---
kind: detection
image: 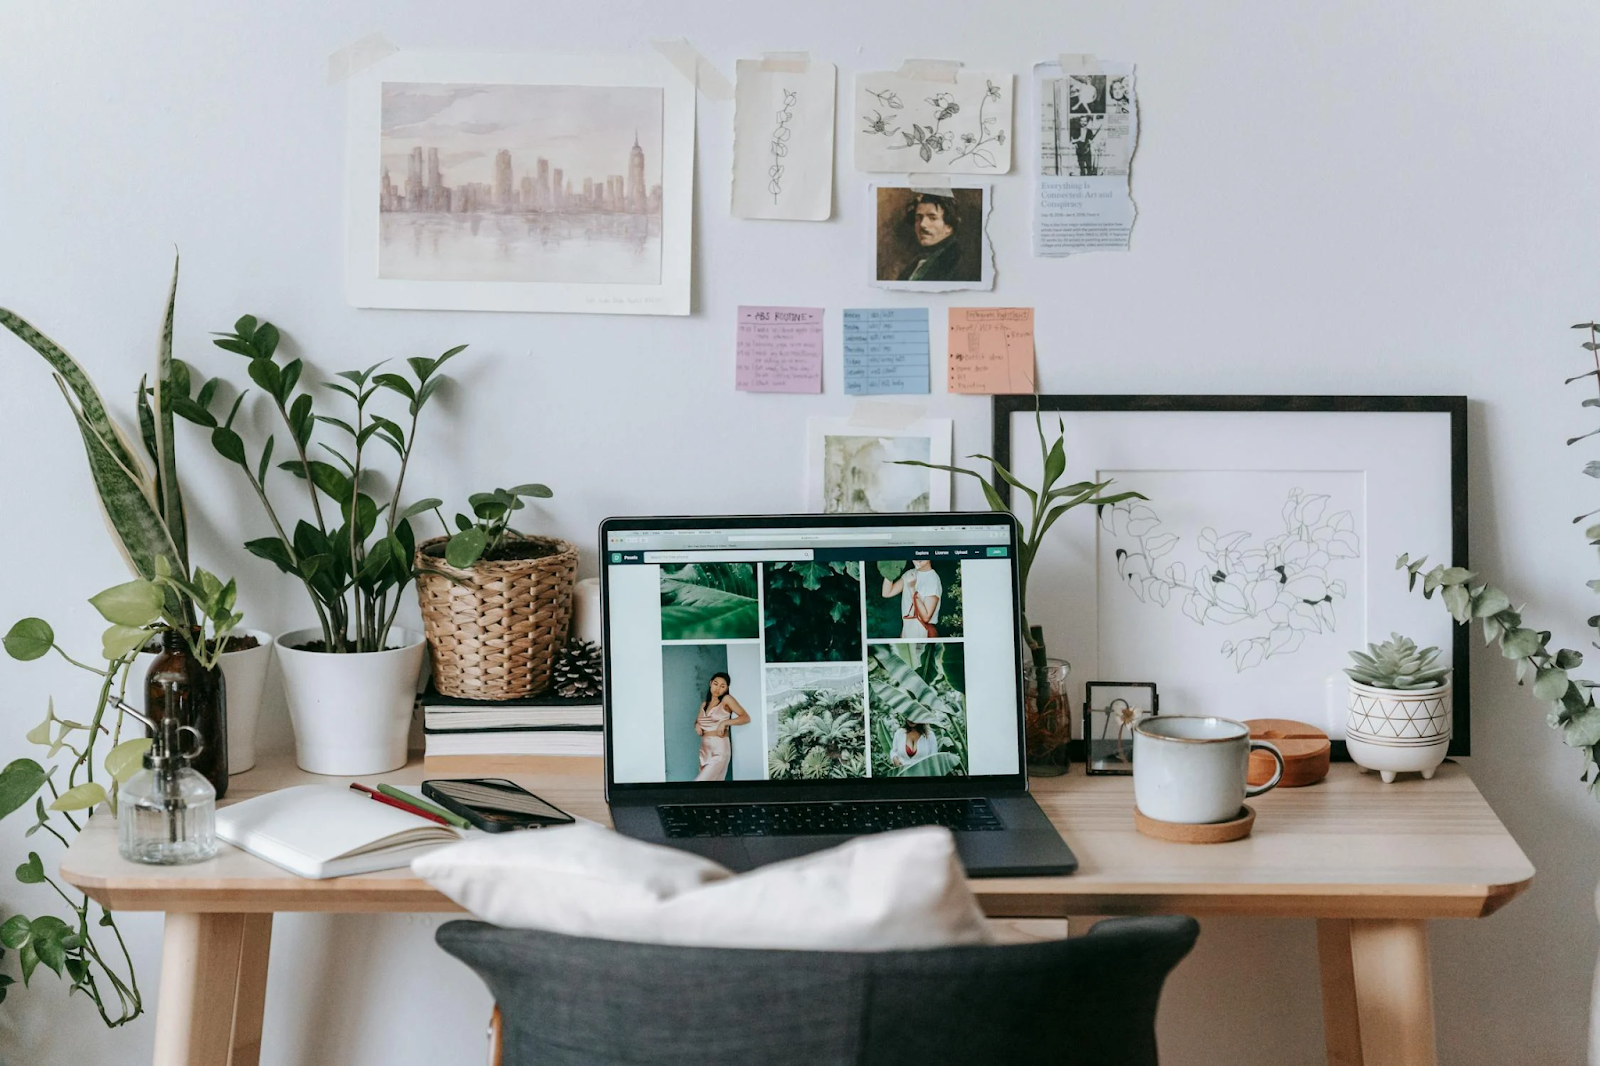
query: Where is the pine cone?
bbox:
[552,638,604,700]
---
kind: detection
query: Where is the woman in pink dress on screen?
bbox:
[694,672,750,782]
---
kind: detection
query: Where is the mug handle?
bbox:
[1245,740,1285,797]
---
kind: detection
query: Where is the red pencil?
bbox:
[349,782,449,826]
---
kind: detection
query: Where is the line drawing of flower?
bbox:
[872,78,1007,168]
[867,88,904,109]
[862,109,898,137]
[1101,488,1362,672]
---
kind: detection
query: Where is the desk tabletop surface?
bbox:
[59,754,1534,920]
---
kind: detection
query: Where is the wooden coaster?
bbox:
[1248,718,1331,788]
[1135,804,1255,844]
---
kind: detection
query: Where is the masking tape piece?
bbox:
[327,33,397,85]
[848,400,926,430]
[909,175,953,194]
[651,38,734,101]
[1058,52,1104,75]
[895,59,961,83]
[760,51,811,73]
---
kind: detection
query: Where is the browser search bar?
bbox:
[727,533,895,543]
[643,549,814,563]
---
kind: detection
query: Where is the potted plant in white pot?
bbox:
[900,405,1145,773]
[412,485,578,701]
[1341,633,1452,782]
[178,315,464,774]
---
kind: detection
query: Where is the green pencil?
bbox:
[377,784,472,830]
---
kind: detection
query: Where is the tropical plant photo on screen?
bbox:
[766,680,868,779]
[869,643,968,777]
[763,561,863,662]
[659,563,759,640]
[869,558,963,640]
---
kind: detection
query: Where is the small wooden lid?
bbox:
[1247,718,1331,788]
[1134,804,1255,843]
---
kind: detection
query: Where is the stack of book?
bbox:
[420,686,602,758]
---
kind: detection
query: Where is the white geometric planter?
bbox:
[276,628,426,776]
[1345,676,1452,783]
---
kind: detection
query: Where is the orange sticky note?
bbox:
[947,308,1036,394]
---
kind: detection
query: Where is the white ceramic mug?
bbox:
[1133,716,1285,824]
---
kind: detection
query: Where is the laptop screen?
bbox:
[602,514,1024,789]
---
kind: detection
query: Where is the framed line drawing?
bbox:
[992,395,1469,758]
[345,51,695,315]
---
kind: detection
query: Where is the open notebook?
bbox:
[215,785,464,879]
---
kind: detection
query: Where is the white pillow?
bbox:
[414,823,993,951]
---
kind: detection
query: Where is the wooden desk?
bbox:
[60,755,1532,1066]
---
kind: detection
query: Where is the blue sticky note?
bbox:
[843,308,931,395]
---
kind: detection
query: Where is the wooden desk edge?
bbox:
[61,871,1535,920]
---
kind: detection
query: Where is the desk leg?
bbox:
[228,914,273,1066]
[1317,918,1438,1066]
[153,913,248,1066]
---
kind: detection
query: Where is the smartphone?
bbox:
[421,778,576,833]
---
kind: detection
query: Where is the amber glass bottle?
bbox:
[144,629,228,798]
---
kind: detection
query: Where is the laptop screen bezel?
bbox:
[599,512,1030,803]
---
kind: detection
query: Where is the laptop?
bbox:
[599,512,1077,877]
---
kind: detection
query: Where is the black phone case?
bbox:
[421,780,574,833]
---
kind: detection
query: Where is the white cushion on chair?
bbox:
[414,823,993,951]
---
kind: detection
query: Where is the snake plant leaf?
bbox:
[67,391,182,586]
[152,257,188,572]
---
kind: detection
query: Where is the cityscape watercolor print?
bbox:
[378,82,664,285]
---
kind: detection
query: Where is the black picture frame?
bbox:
[992,395,1470,762]
[1083,681,1160,775]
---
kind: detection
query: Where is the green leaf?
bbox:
[48,781,106,813]
[246,356,280,398]
[171,396,217,427]
[253,321,280,359]
[88,578,164,627]
[0,760,49,821]
[1472,586,1512,618]
[445,528,488,569]
[244,536,296,574]
[4,619,54,661]
[509,483,553,499]
[101,624,151,662]
[398,498,443,521]
[257,433,276,485]
[289,393,314,447]
[1441,583,1473,623]
[14,853,43,885]
[1558,648,1585,670]
[1534,667,1571,702]
[0,916,30,950]
[305,461,353,504]
[104,738,152,783]
[372,373,416,402]
[1501,628,1542,659]
[211,426,246,465]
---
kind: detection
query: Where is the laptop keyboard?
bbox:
[658,798,1004,838]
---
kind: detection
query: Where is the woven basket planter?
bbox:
[415,535,579,700]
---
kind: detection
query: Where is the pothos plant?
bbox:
[177,316,463,652]
[0,259,242,1024]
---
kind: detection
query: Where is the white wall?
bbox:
[0,1,1596,1062]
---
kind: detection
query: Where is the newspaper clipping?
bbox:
[1034,59,1137,256]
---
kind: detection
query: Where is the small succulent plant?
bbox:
[1345,633,1450,691]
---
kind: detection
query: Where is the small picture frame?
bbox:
[1083,682,1159,775]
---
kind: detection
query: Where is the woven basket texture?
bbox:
[415,535,578,700]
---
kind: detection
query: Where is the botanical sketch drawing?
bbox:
[861,80,1006,168]
[1101,488,1361,672]
[768,89,795,204]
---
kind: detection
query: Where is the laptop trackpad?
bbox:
[743,835,851,870]
[672,837,757,872]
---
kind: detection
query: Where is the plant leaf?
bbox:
[151,256,188,572]
[88,579,164,627]
[101,624,152,662]
[0,760,48,821]
[104,738,152,784]
[48,782,106,813]
[14,853,43,885]
[445,528,488,569]
[3,619,54,661]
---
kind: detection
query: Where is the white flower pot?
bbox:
[217,630,273,774]
[1345,676,1452,783]
[137,629,275,775]
[276,628,426,776]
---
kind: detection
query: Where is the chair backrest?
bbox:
[436,915,1198,1066]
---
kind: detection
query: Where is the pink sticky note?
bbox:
[947,308,1036,395]
[736,306,824,393]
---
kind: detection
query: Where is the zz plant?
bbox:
[178,316,463,652]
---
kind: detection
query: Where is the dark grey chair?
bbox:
[437,915,1198,1066]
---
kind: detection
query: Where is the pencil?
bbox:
[349,782,450,826]
[376,784,472,829]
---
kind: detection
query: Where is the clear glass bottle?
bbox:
[118,711,218,865]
